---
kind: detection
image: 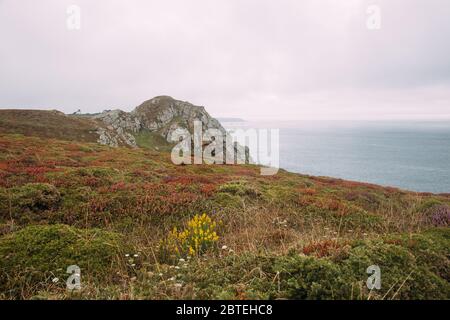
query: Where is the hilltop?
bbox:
[0,96,232,150]
[0,96,249,162]
[0,99,448,300]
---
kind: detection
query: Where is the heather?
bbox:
[0,134,448,299]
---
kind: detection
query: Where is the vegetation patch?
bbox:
[0,224,128,298]
[159,214,219,263]
[218,181,260,198]
[0,134,449,300]
[0,183,61,223]
[425,204,450,227]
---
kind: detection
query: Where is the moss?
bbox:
[0,224,128,298]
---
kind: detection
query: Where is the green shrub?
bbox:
[342,242,414,298]
[14,183,61,211]
[341,234,450,299]
[274,255,353,299]
[218,181,260,198]
[386,228,450,282]
[75,167,118,178]
[163,253,277,300]
[261,184,297,205]
[211,192,243,209]
[0,183,61,222]
[0,224,128,298]
[272,229,450,300]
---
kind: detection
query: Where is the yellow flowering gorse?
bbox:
[162,214,219,259]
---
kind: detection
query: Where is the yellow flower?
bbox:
[163,213,219,258]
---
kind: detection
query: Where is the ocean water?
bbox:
[224,121,450,193]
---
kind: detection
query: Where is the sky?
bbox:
[0,0,450,120]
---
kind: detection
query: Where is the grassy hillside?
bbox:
[0,133,448,299]
[0,110,100,143]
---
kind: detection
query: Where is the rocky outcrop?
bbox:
[92,110,140,147]
[88,96,250,163]
[131,96,226,141]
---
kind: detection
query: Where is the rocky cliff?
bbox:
[92,96,227,148]
[89,96,249,162]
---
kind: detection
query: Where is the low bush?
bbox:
[159,214,219,263]
[274,255,354,299]
[0,224,128,298]
[218,181,260,198]
[0,183,61,222]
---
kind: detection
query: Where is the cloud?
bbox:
[0,0,449,120]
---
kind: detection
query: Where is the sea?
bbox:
[223,120,450,194]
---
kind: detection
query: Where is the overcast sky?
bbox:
[0,0,449,120]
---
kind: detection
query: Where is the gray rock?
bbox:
[89,96,250,162]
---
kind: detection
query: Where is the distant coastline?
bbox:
[216,117,246,123]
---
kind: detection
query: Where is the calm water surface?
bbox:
[224,121,450,193]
